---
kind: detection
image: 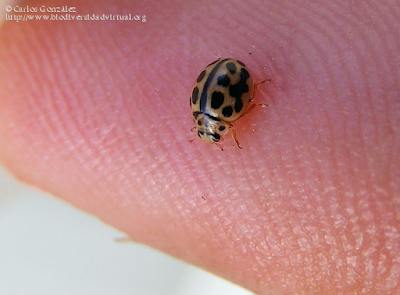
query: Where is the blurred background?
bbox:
[0,166,252,295]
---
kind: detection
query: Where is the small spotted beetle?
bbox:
[189,58,270,151]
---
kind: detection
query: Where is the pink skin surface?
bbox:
[1,0,399,294]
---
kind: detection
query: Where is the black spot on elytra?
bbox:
[228,68,250,114]
[217,75,230,87]
[222,106,233,117]
[218,125,226,131]
[226,62,237,74]
[211,92,224,109]
[235,99,243,113]
[191,87,199,105]
[197,70,206,82]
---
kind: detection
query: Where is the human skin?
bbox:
[1,0,399,294]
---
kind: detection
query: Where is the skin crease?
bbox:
[0,0,400,294]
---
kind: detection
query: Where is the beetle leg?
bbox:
[189,138,224,151]
[228,124,242,149]
[242,79,271,117]
[213,142,224,151]
[241,102,268,118]
[249,79,271,102]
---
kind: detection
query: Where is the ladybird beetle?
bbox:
[189,58,270,151]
